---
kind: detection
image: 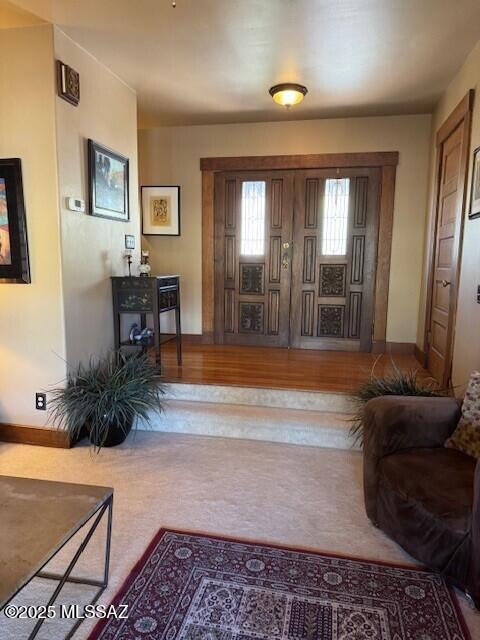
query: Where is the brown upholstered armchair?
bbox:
[363,395,479,608]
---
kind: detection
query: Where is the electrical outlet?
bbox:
[35,393,47,411]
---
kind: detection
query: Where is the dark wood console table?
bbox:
[111,275,182,374]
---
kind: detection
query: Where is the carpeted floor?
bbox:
[0,431,478,639]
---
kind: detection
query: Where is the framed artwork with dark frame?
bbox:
[0,158,30,284]
[56,60,80,106]
[88,139,129,222]
[141,185,181,236]
[469,146,480,219]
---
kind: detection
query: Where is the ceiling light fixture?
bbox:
[269,83,308,107]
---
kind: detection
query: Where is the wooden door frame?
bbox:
[422,90,474,383]
[201,151,399,349]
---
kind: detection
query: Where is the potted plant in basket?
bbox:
[49,351,165,452]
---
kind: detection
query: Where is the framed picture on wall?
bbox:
[469,146,480,219]
[0,158,30,284]
[141,185,181,236]
[88,139,129,221]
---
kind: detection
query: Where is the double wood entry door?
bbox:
[214,167,381,351]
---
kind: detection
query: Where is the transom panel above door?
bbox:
[290,169,381,351]
[214,171,294,346]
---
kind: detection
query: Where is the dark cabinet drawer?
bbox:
[112,276,179,313]
[116,277,152,290]
[117,290,154,312]
[158,276,178,288]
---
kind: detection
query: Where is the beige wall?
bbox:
[0,24,140,428]
[0,0,44,28]
[54,28,141,366]
[139,115,432,341]
[419,40,480,391]
[0,25,66,426]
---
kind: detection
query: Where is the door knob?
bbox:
[282,242,292,270]
[441,279,451,288]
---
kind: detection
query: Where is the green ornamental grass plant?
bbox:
[49,351,165,452]
[349,360,445,446]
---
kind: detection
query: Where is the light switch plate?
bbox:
[125,234,136,250]
[66,197,85,212]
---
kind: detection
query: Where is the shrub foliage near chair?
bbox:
[350,361,444,446]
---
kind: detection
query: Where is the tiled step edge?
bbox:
[163,383,356,414]
[142,400,359,451]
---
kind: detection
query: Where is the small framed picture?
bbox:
[88,139,129,222]
[141,185,180,236]
[124,234,135,250]
[0,158,30,284]
[56,60,80,106]
[469,146,480,219]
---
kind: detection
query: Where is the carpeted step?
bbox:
[144,399,358,450]
[163,382,356,414]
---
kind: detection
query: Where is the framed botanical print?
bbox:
[469,146,480,219]
[141,185,181,236]
[88,139,129,221]
[0,158,30,284]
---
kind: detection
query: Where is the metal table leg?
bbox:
[4,495,114,640]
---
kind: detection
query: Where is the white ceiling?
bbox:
[10,0,480,127]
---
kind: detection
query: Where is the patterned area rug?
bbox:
[89,530,470,640]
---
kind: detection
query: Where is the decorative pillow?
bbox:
[445,371,480,459]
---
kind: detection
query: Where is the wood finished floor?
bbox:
[160,338,432,393]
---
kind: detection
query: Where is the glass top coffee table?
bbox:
[0,475,113,639]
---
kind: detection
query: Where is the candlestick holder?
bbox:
[124,250,133,276]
